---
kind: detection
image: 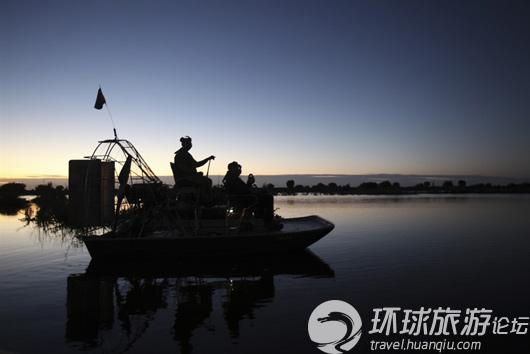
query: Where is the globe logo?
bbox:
[308,300,362,353]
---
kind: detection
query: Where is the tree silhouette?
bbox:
[379,181,392,189]
[286,180,295,195]
[0,182,28,215]
[442,181,454,190]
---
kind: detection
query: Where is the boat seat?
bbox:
[170,162,196,187]
[170,162,202,193]
[170,162,201,208]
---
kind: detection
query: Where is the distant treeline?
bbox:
[0,182,67,216]
[0,183,29,214]
[265,179,530,195]
[0,182,67,197]
[1,179,530,211]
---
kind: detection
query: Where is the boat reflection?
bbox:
[65,251,334,353]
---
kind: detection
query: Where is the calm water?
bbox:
[0,195,529,353]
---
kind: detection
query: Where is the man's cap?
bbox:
[228,161,241,170]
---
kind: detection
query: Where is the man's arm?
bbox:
[196,155,215,167]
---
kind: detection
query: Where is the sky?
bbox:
[1,0,530,179]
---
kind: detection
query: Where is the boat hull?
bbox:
[84,249,335,278]
[83,215,334,260]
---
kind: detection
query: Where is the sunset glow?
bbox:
[2,0,530,180]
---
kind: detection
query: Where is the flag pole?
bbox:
[105,103,118,139]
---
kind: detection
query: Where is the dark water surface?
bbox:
[0,195,529,353]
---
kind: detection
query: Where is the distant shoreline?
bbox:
[1,179,529,197]
[1,180,529,216]
[2,174,529,190]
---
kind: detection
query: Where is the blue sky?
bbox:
[1,0,529,178]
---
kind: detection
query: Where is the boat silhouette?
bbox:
[68,137,334,260]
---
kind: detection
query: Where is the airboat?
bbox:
[69,135,334,260]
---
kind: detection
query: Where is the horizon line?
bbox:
[1,173,529,180]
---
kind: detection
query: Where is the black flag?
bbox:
[94,88,106,110]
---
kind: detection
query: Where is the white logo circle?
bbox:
[308,300,362,354]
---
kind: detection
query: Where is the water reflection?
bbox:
[65,251,334,353]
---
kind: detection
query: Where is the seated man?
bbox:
[173,136,215,200]
[222,161,274,223]
[222,161,254,194]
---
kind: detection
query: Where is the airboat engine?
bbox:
[68,137,161,227]
[68,159,115,227]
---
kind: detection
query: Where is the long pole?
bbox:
[105,103,118,139]
[206,159,211,177]
[99,85,118,139]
